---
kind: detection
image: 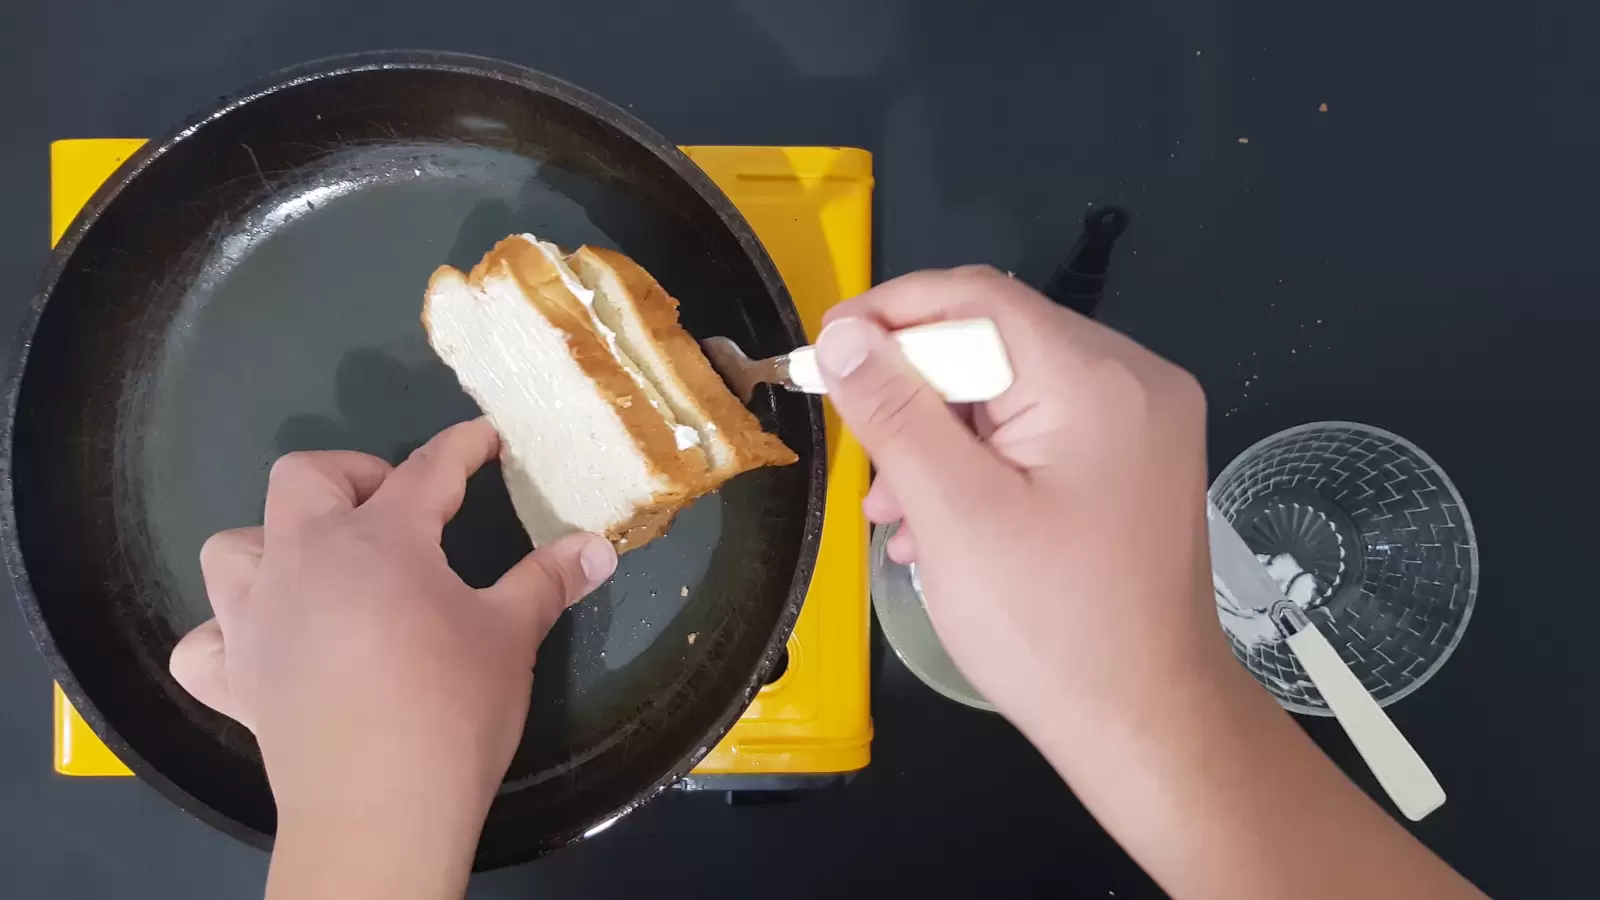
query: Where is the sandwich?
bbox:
[423,234,797,552]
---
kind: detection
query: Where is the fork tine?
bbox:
[699,337,756,404]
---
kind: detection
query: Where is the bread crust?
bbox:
[448,238,712,491]
[573,246,799,476]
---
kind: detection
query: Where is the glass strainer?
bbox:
[1210,422,1479,715]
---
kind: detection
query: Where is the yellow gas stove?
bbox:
[49,139,874,783]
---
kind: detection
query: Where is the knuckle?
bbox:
[1146,360,1206,422]
[402,442,436,470]
[948,264,1045,315]
[268,451,320,484]
[1166,365,1206,413]
[199,529,228,554]
[529,554,580,604]
[197,533,230,570]
[1086,355,1148,406]
[553,565,584,603]
[949,263,1007,282]
[1084,355,1208,437]
[948,264,1025,297]
[199,528,258,566]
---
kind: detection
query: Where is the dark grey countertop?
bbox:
[4,0,1596,896]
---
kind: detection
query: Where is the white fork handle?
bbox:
[1288,622,1447,821]
[784,318,1015,403]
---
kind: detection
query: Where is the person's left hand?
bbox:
[168,419,616,896]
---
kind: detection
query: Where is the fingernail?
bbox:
[580,537,618,584]
[816,317,874,379]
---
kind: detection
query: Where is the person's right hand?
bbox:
[815,269,1491,900]
[813,267,1224,739]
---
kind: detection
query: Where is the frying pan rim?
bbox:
[2,49,825,861]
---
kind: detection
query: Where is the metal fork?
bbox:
[701,318,1015,405]
[699,337,801,404]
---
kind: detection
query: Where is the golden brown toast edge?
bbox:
[573,246,799,480]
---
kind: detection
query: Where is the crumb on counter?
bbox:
[687,632,698,645]
[1318,102,1329,112]
[1237,137,1250,144]
[680,585,689,597]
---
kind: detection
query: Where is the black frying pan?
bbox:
[4,51,823,869]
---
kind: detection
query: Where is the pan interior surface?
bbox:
[11,59,816,867]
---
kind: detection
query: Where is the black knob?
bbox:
[1040,204,1132,318]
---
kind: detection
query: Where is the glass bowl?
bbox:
[870,522,994,712]
[1210,422,1479,715]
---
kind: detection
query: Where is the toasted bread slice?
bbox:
[424,236,709,549]
[423,235,795,552]
[568,246,799,478]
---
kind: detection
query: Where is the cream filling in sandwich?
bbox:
[524,237,701,451]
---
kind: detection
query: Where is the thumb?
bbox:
[815,317,1000,521]
[169,618,249,728]
[483,532,618,643]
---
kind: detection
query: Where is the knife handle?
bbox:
[785,318,1015,403]
[1287,622,1447,821]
